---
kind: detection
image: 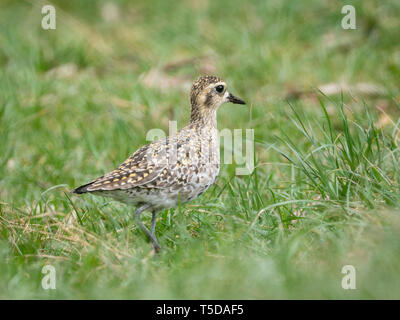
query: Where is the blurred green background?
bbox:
[0,0,399,299]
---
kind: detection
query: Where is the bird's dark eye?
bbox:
[215,85,224,93]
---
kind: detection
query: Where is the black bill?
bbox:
[227,93,246,105]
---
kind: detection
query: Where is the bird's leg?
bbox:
[150,211,161,252]
[134,204,161,252]
[151,211,158,237]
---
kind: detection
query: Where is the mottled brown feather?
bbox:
[73,75,227,207]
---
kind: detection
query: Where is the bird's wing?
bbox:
[73,138,172,193]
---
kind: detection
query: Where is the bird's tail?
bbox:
[71,182,94,194]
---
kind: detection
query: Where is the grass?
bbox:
[1,0,400,299]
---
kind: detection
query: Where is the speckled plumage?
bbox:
[72,75,245,251]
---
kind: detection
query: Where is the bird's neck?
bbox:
[190,104,217,129]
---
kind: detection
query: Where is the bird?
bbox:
[72,75,246,252]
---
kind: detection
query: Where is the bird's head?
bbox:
[190,75,245,124]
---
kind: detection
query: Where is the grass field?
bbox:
[1,0,400,299]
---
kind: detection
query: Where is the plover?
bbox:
[72,75,245,251]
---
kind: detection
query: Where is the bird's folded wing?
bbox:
[81,140,170,192]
